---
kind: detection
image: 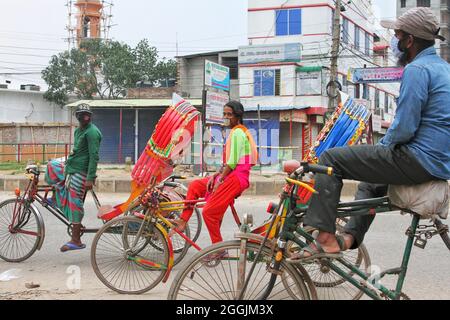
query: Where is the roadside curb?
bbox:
[0,176,361,197]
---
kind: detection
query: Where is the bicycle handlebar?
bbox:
[303,163,333,176]
[163,182,179,188]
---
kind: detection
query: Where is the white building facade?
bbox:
[397,0,450,62]
[0,89,71,123]
[240,0,400,160]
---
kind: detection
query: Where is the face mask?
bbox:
[222,118,231,127]
[390,37,403,59]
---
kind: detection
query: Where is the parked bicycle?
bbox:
[0,165,198,264]
[168,162,449,300]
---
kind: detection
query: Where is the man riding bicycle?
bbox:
[45,103,102,252]
[289,7,450,262]
[171,100,258,247]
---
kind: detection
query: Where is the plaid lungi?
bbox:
[45,160,87,224]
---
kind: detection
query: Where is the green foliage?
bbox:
[42,39,177,106]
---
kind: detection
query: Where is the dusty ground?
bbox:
[1,191,449,300]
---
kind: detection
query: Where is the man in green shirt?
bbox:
[45,103,102,252]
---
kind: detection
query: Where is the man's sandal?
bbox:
[286,237,346,264]
[60,242,86,252]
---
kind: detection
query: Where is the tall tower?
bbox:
[75,0,103,46]
[66,0,114,49]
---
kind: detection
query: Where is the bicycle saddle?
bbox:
[389,181,449,220]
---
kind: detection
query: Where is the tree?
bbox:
[42,39,177,106]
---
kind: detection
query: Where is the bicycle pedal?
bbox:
[414,238,427,249]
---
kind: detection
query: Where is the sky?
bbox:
[0,0,396,89]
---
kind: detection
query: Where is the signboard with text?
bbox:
[349,67,404,84]
[205,91,228,125]
[296,71,322,95]
[372,114,382,132]
[280,110,308,123]
[205,60,230,92]
[238,43,302,65]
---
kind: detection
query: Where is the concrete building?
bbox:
[0,88,71,123]
[177,50,239,100]
[397,0,450,62]
[240,0,400,163]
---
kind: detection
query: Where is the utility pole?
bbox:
[328,0,342,113]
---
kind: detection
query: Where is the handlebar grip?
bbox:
[303,163,333,176]
[171,175,187,180]
[164,182,179,188]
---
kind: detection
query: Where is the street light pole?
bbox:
[328,0,342,113]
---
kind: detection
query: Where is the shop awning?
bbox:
[65,98,203,109]
[296,66,323,73]
[244,105,310,112]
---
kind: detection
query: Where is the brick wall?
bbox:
[127,87,176,99]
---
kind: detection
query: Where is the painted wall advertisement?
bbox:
[206,91,228,125]
[205,60,230,92]
[349,67,404,83]
[238,43,302,65]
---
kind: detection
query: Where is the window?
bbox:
[254,69,280,96]
[375,89,380,111]
[354,26,360,51]
[221,57,238,80]
[355,84,360,98]
[401,0,406,8]
[365,32,370,56]
[276,9,302,36]
[83,16,90,38]
[384,93,389,114]
[342,18,349,44]
[417,0,430,7]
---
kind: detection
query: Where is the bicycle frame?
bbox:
[238,177,424,300]
[14,171,102,237]
[125,190,264,282]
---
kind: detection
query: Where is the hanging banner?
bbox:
[205,60,230,92]
[296,71,322,95]
[238,43,302,65]
[349,67,404,83]
[205,91,228,125]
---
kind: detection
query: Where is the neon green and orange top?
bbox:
[224,125,258,191]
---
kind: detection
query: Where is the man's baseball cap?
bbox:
[380,7,446,41]
[75,103,92,115]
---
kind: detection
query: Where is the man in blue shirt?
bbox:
[289,7,450,263]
